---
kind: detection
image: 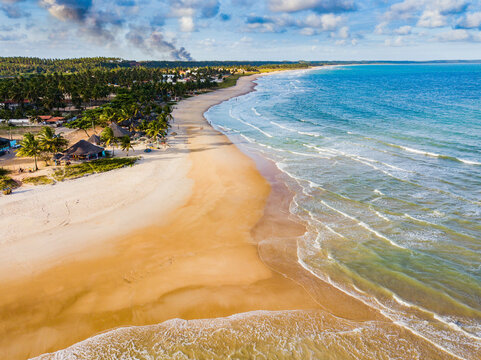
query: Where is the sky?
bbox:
[0,0,481,61]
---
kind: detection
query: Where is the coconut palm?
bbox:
[146,120,163,144]
[163,104,173,122]
[29,112,41,124]
[120,135,134,156]
[99,106,117,125]
[38,126,68,156]
[17,133,41,171]
[83,111,98,134]
[157,113,170,133]
[101,126,117,155]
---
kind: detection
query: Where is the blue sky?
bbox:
[1,0,481,60]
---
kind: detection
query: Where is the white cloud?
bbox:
[39,0,91,22]
[245,12,346,36]
[269,0,356,14]
[384,0,420,21]
[436,28,481,41]
[384,36,405,46]
[199,37,215,46]
[239,36,253,43]
[337,25,349,38]
[394,25,412,34]
[302,13,343,31]
[457,12,481,29]
[374,21,388,35]
[434,0,469,15]
[179,16,195,32]
[169,0,220,32]
[417,10,447,28]
[383,0,469,23]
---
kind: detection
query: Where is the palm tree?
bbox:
[99,106,117,125]
[17,133,41,171]
[163,104,173,121]
[120,135,134,156]
[146,120,162,144]
[38,126,68,161]
[101,126,117,156]
[157,113,170,138]
[83,111,98,134]
[29,112,41,124]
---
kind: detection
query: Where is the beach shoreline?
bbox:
[0,70,457,360]
[0,72,321,359]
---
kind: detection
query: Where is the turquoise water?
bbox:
[205,65,481,358]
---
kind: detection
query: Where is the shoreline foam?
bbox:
[0,73,321,359]
[1,70,463,360]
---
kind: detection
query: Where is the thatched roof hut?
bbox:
[88,134,101,145]
[109,123,131,138]
[65,140,105,159]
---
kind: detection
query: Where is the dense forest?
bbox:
[0,66,230,120]
[0,57,314,77]
[2,57,479,77]
[0,57,127,76]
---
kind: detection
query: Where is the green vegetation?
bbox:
[16,133,42,171]
[257,63,311,72]
[16,127,68,171]
[53,157,139,181]
[22,175,55,186]
[120,135,134,155]
[216,74,242,89]
[0,57,318,77]
[0,168,17,191]
[38,126,68,157]
[101,127,117,155]
[0,57,124,76]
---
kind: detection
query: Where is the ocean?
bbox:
[37,65,480,359]
[204,64,481,359]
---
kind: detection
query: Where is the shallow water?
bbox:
[204,64,481,359]
[36,65,481,359]
[37,310,454,360]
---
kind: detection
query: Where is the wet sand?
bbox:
[0,74,455,360]
[0,75,320,359]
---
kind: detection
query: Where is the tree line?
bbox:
[0,56,317,77]
[0,66,229,119]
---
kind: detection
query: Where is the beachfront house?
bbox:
[38,115,65,126]
[65,140,105,160]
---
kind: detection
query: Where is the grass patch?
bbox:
[53,157,139,181]
[216,71,260,89]
[23,175,55,186]
[216,74,242,89]
[0,168,18,191]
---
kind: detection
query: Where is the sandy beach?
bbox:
[0,74,318,359]
[0,73,456,360]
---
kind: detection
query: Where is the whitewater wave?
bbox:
[270,121,322,137]
[382,143,481,166]
[318,199,405,249]
[251,107,261,116]
[238,118,273,138]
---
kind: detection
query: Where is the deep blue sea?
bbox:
[205,64,481,358]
